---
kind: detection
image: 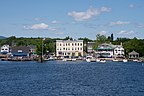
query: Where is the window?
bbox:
[18,50,22,53]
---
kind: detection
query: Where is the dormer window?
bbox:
[18,50,22,53]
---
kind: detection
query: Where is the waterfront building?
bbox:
[128,50,139,59]
[56,39,83,57]
[113,45,124,58]
[87,42,95,53]
[11,46,30,57]
[0,45,10,54]
[95,43,124,58]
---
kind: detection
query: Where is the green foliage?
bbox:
[0,36,144,57]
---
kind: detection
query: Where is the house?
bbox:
[11,46,30,57]
[56,39,83,57]
[95,43,124,58]
[96,43,114,58]
[0,45,10,54]
[87,42,95,53]
[128,50,139,59]
[27,45,37,55]
[113,45,124,58]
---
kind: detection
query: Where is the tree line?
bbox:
[0,35,144,57]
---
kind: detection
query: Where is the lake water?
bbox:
[0,60,144,96]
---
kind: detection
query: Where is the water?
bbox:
[0,60,144,96]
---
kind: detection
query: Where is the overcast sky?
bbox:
[0,0,144,39]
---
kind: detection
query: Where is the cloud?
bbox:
[51,20,60,24]
[117,30,134,35]
[23,23,49,30]
[23,23,65,32]
[110,21,130,26]
[137,24,144,28]
[55,32,64,35]
[34,18,47,21]
[68,6,111,21]
[30,23,48,30]
[129,4,134,8]
[99,31,108,35]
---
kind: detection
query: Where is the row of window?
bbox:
[58,43,83,46]
[57,47,83,51]
[1,49,8,50]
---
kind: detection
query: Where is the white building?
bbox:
[0,45,10,54]
[56,39,83,57]
[113,45,124,58]
[96,43,124,58]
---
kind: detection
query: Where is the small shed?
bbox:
[128,50,139,59]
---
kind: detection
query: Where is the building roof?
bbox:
[56,39,83,42]
[96,43,123,50]
[87,42,95,46]
[11,46,30,54]
[128,50,139,55]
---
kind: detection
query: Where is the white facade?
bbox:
[56,40,83,57]
[96,43,125,58]
[114,46,124,57]
[1,45,10,54]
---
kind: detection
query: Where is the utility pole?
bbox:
[40,38,43,63]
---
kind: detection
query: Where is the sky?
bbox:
[0,0,144,40]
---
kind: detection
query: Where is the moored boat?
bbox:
[123,59,128,62]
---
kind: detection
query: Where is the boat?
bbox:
[113,59,118,62]
[96,59,100,62]
[86,56,96,62]
[100,59,106,63]
[133,59,138,62]
[62,58,72,61]
[123,59,128,62]
[71,58,76,61]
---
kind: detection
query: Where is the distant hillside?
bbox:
[0,36,6,39]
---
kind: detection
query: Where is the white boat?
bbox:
[62,58,67,61]
[113,59,118,62]
[71,58,76,61]
[100,59,106,63]
[133,59,138,62]
[86,56,96,62]
[96,59,100,62]
[123,59,128,62]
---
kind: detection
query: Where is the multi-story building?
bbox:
[95,43,124,58]
[56,39,83,57]
[87,42,95,53]
[0,45,10,54]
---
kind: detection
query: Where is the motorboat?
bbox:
[96,59,100,62]
[86,56,96,62]
[113,59,118,62]
[133,59,138,62]
[123,59,128,62]
[100,59,106,63]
